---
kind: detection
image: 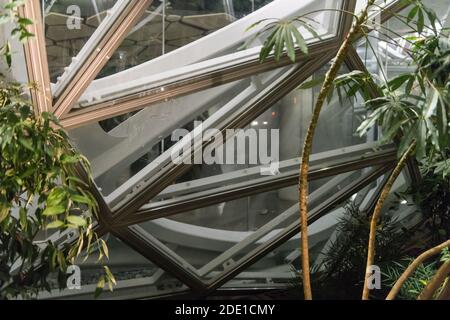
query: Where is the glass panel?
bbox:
[94,0,338,77]
[213,168,418,289]
[68,65,291,197]
[77,0,343,105]
[43,0,118,82]
[151,64,371,186]
[40,234,186,299]
[356,1,450,80]
[137,169,368,280]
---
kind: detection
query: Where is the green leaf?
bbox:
[46,220,65,229]
[19,137,33,151]
[274,24,285,60]
[297,20,321,41]
[95,276,105,298]
[285,25,296,62]
[407,6,419,23]
[1,41,12,68]
[259,25,279,61]
[66,215,86,227]
[46,187,67,207]
[290,25,308,55]
[244,18,275,32]
[104,266,116,286]
[417,9,424,34]
[70,194,91,205]
[388,74,412,91]
[17,17,33,26]
[19,207,27,229]
[424,88,439,119]
[405,75,415,95]
[0,204,10,223]
[42,206,66,216]
[61,155,80,164]
[298,76,325,89]
[100,239,109,260]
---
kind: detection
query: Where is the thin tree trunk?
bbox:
[362,142,416,300]
[437,279,450,300]
[386,238,450,300]
[417,259,450,300]
[298,0,376,300]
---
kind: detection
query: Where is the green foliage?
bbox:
[244,17,320,62]
[292,3,449,173]
[0,0,34,68]
[0,80,114,299]
[383,248,450,300]
[383,258,437,300]
[324,4,450,175]
[412,173,450,244]
[310,203,410,299]
[404,0,441,35]
[286,202,413,300]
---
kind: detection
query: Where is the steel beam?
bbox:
[115,146,397,227]
[112,226,207,292]
[52,0,153,118]
[59,0,355,129]
[19,0,52,114]
[59,40,337,129]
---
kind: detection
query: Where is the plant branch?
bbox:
[437,278,450,300]
[418,259,450,299]
[362,141,416,300]
[386,238,450,300]
[298,0,376,300]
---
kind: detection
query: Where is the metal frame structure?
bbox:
[18,0,422,299]
[19,0,53,114]
[52,0,154,118]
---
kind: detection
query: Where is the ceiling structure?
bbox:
[16,0,425,299]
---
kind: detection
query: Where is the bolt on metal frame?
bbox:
[19,0,422,299]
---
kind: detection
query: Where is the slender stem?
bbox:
[437,278,450,300]
[359,28,389,85]
[386,239,450,300]
[418,259,450,300]
[362,141,416,300]
[298,0,376,300]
